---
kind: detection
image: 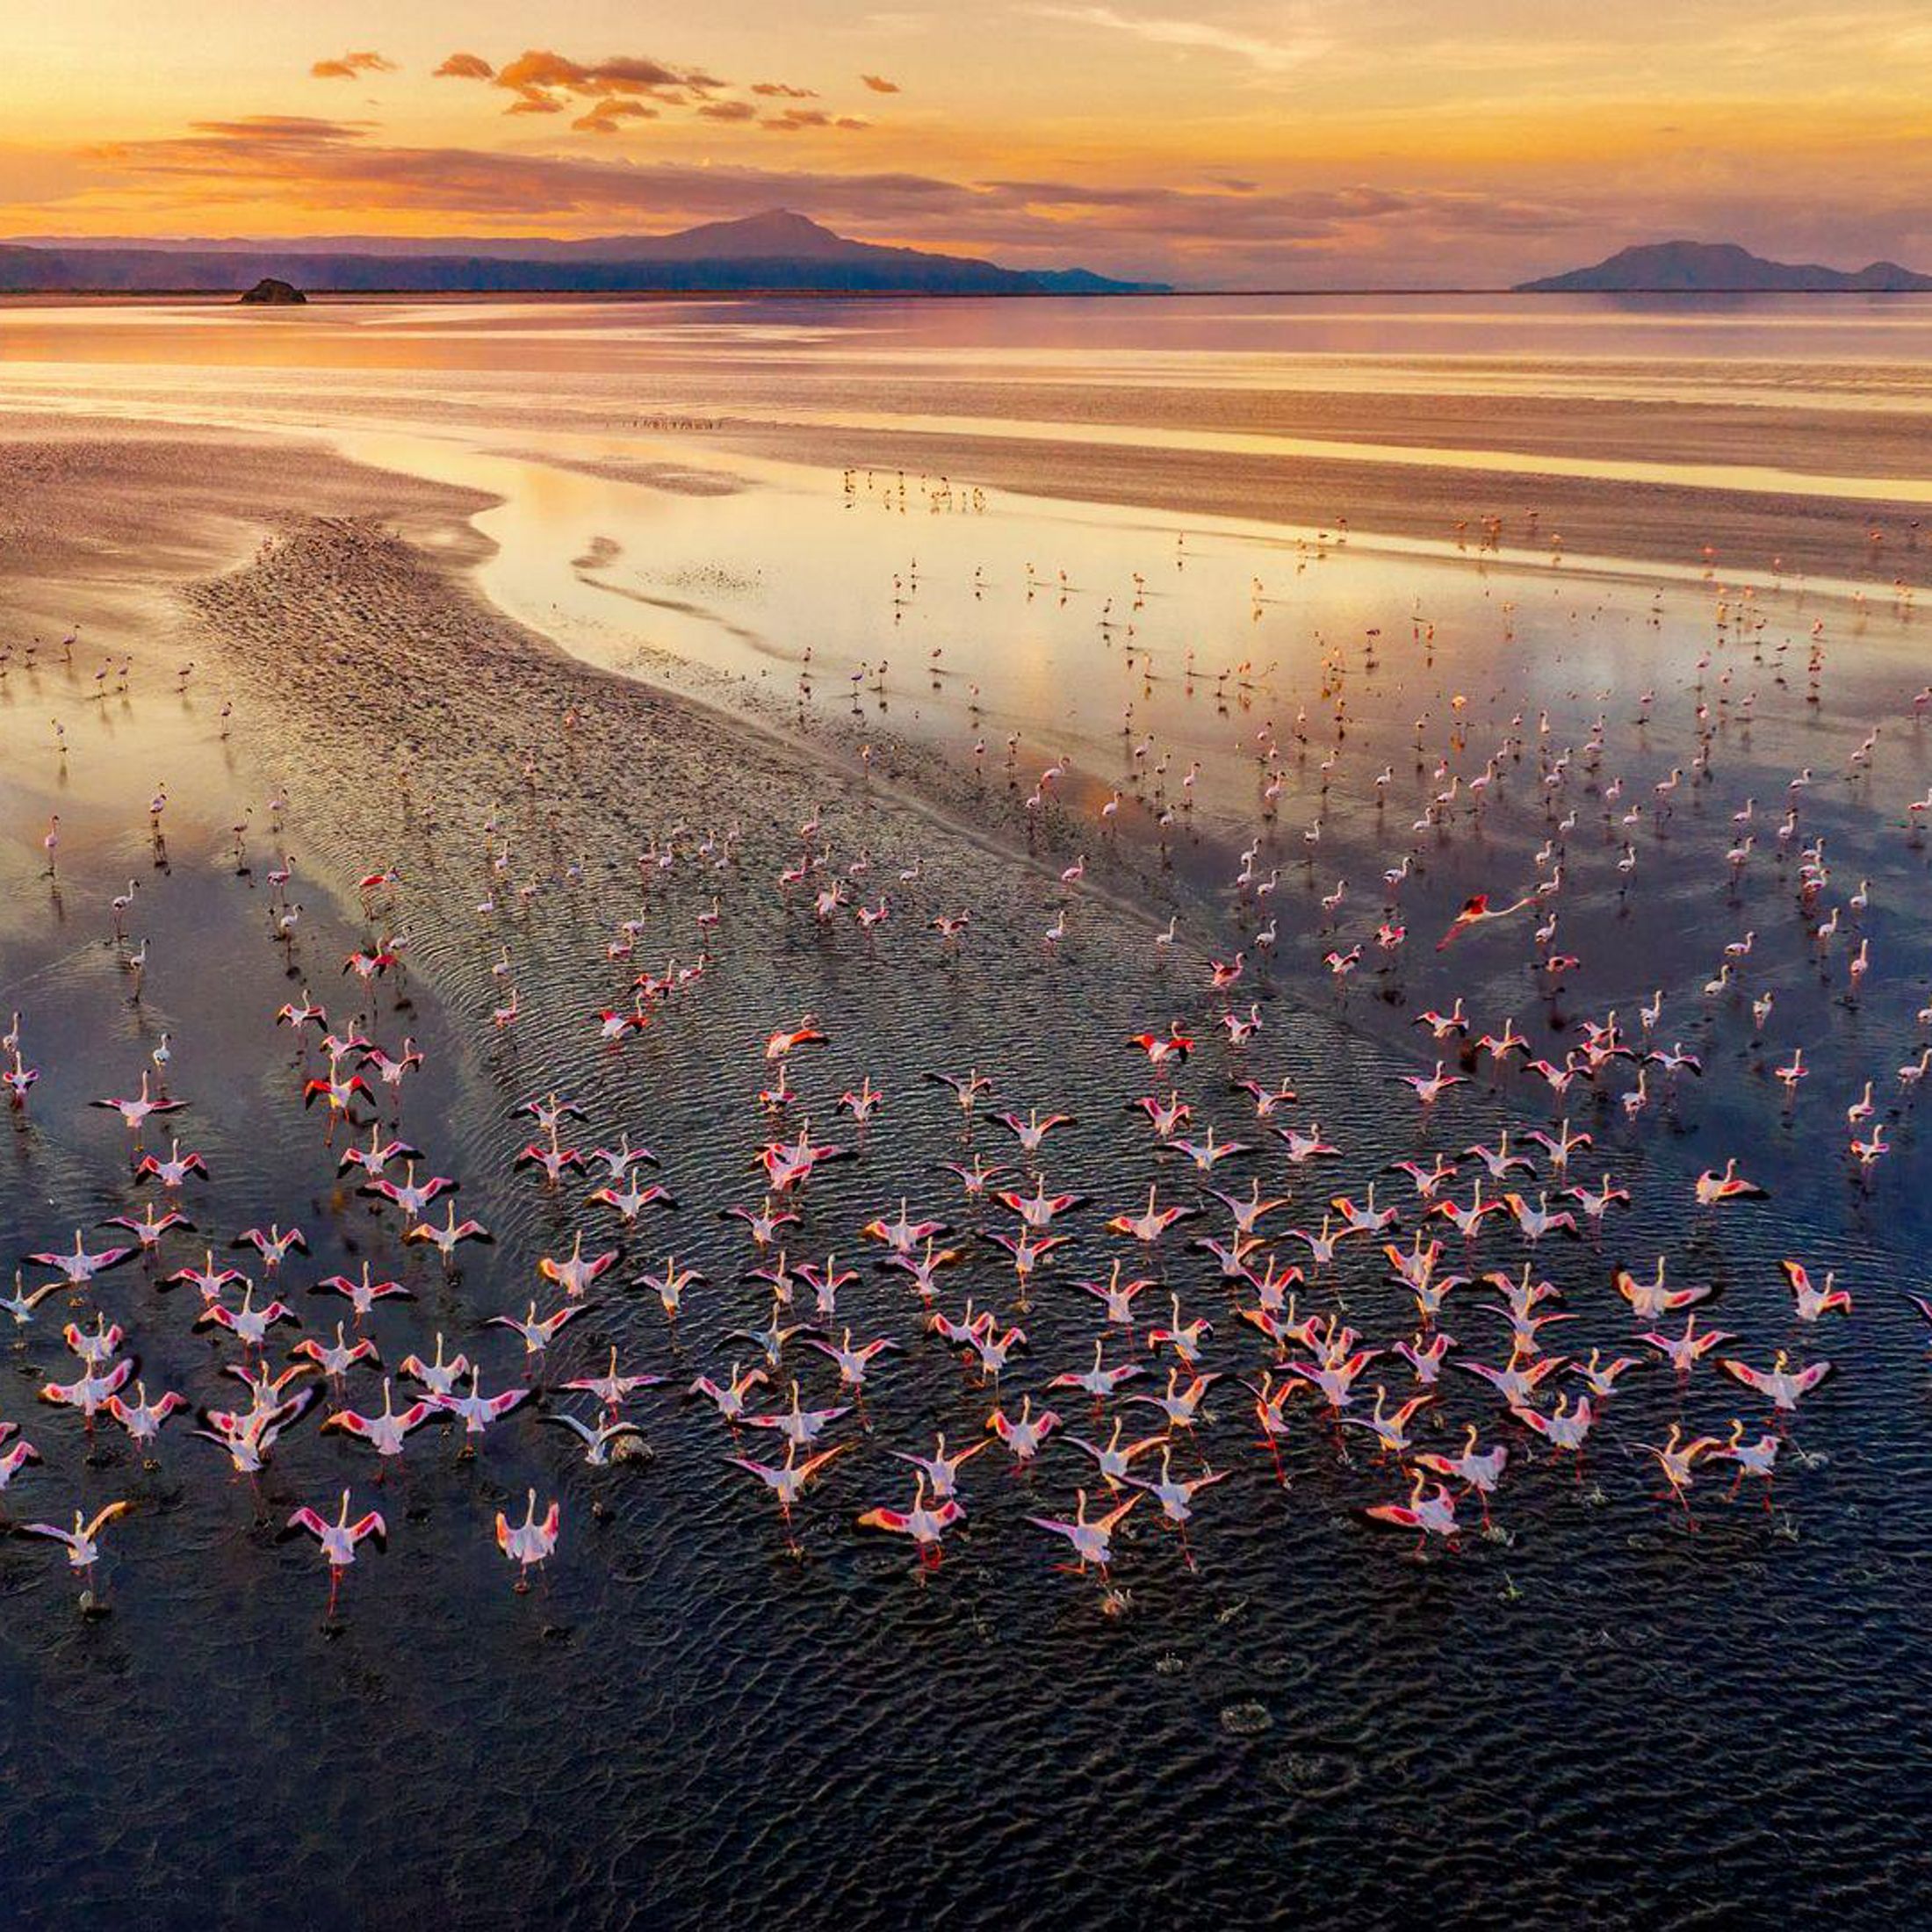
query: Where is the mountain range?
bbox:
[1517,240,1932,293]
[0,209,1166,297]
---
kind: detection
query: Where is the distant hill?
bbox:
[1517,241,1932,293]
[0,209,1168,297]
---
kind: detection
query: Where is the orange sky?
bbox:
[4,3,1930,285]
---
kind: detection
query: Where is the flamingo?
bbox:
[1780,1261,1851,1323]
[1717,1424,1780,1505]
[1360,1469,1460,1552]
[313,1264,413,1321]
[540,1409,647,1466]
[1416,1425,1509,1525]
[889,1431,991,1500]
[17,1501,134,1598]
[292,1323,384,1385]
[1127,1446,1227,1564]
[1719,1351,1833,1413]
[195,1287,300,1351]
[688,1362,771,1423]
[321,1379,439,1459]
[856,1474,967,1568]
[1436,893,1536,950]
[564,1347,666,1409]
[539,1233,621,1300]
[1694,1159,1766,1206]
[89,1071,186,1135]
[436,1366,532,1444]
[405,1202,494,1264]
[985,1394,1063,1464]
[26,1232,134,1289]
[1341,1386,1435,1457]
[193,1390,314,1474]
[1640,1424,1725,1525]
[494,1490,562,1590]
[724,1445,845,1545]
[1107,1184,1198,1244]
[1027,1489,1137,1581]
[284,1491,387,1616]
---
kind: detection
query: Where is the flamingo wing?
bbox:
[83,1499,134,1539]
[1362,1503,1423,1529]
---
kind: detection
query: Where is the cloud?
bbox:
[311,51,396,81]
[574,101,660,134]
[861,74,902,92]
[1038,6,1325,76]
[76,115,1612,284]
[484,48,728,117]
[80,118,962,225]
[177,116,370,144]
[759,108,870,133]
[431,45,840,135]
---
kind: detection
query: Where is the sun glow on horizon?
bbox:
[3,3,1930,286]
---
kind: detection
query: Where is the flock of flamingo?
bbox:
[4,539,1929,1628]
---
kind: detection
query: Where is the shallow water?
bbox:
[0,301,1930,1928]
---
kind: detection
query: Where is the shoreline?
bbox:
[7,286,1932,305]
[3,374,1915,601]
[0,415,1201,960]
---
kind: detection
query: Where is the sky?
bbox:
[2,2,1930,286]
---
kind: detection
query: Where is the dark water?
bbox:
[2,508,1931,1930]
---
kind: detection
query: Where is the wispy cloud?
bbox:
[1037,5,1325,75]
[311,50,396,82]
[70,116,1595,284]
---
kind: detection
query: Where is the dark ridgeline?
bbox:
[1518,239,1932,292]
[237,278,306,306]
[0,208,1168,296]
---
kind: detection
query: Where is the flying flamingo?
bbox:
[321,1379,439,1460]
[724,1444,846,1551]
[1126,1445,1227,1568]
[1436,893,1536,950]
[1416,1424,1510,1525]
[1360,1469,1461,1555]
[1027,1489,1138,1583]
[284,1491,387,1618]
[1719,1351,1833,1414]
[856,1473,967,1568]
[494,1490,562,1590]
[18,1500,134,1603]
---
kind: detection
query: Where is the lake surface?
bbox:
[0,294,1928,1929]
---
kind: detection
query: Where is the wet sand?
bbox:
[0,422,1176,974]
